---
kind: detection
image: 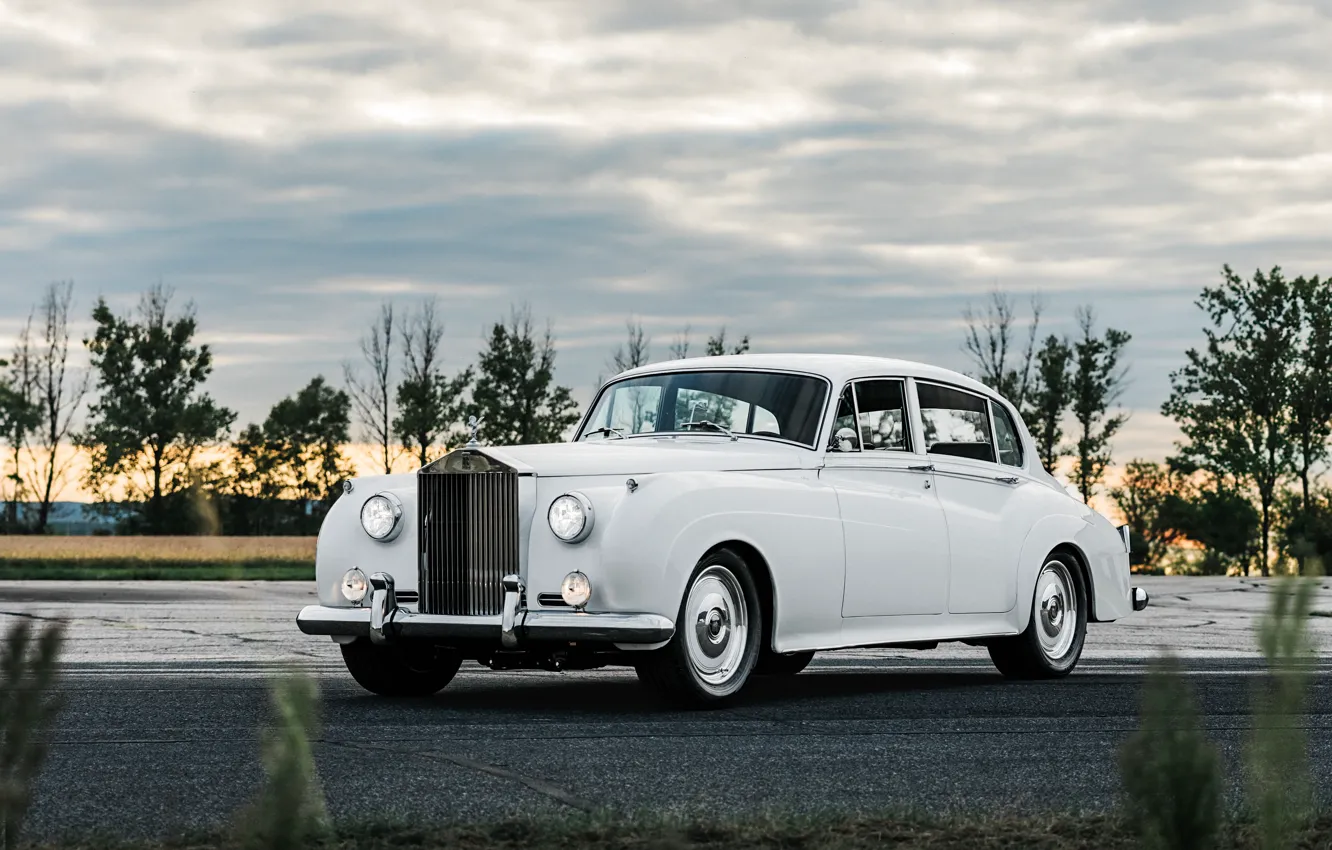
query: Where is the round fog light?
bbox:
[560,571,592,609]
[341,568,368,604]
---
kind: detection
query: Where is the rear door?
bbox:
[915,381,1032,614]
[821,379,952,617]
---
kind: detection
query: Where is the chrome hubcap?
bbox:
[685,565,749,690]
[1035,560,1077,660]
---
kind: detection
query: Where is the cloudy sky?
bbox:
[2,0,1330,466]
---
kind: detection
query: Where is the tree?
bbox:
[1108,460,1188,567]
[962,290,1041,409]
[394,300,472,468]
[607,319,651,375]
[1286,275,1332,572]
[0,318,37,531]
[1276,488,1332,572]
[1172,478,1261,575]
[81,285,235,533]
[471,307,580,445]
[1163,266,1301,576]
[343,302,400,475]
[705,327,750,356]
[23,282,90,533]
[669,324,692,359]
[229,377,353,532]
[1024,334,1074,473]
[1069,306,1130,503]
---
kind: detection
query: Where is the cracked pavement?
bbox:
[3,576,1331,840]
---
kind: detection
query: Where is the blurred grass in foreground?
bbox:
[21,812,1332,850]
[0,536,313,580]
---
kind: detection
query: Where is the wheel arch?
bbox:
[701,539,777,653]
[1048,542,1096,622]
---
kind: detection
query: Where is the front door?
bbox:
[821,380,952,617]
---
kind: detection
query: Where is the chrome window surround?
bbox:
[831,378,914,454]
[913,379,1000,467]
[575,367,833,450]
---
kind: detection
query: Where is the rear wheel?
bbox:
[340,638,462,697]
[988,553,1087,679]
[635,548,762,708]
[755,649,814,676]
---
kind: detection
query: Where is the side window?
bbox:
[854,380,909,451]
[991,401,1024,467]
[917,383,995,463]
[830,385,860,451]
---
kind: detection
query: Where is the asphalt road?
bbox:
[4,577,1332,841]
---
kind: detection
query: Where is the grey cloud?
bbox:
[0,0,1329,443]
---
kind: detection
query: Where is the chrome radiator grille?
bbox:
[418,465,519,616]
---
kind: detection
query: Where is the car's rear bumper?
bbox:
[296,572,674,647]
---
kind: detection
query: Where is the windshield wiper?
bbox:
[679,420,737,441]
[580,426,626,441]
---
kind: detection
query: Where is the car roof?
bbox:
[614,353,1002,402]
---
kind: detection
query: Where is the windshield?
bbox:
[578,370,828,447]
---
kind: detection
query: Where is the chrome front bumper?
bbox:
[296,572,675,647]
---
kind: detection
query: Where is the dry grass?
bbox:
[0,536,314,563]
[0,536,314,580]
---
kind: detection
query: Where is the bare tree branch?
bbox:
[22,282,90,532]
[342,302,401,475]
[669,324,691,360]
[607,318,651,376]
[961,289,1042,407]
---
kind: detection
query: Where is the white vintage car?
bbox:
[298,354,1148,707]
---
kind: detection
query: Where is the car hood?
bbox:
[476,438,813,477]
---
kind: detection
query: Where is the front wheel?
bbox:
[340,638,462,697]
[635,548,763,708]
[988,554,1087,679]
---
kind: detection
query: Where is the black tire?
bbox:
[635,548,763,709]
[988,552,1087,679]
[754,649,814,676]
[340,638,462,697]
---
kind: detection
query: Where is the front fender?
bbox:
[314,474,418,607]
[524,470,845,651]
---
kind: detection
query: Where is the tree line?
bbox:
[6,266,1327,571]
[964,266,1332,577]
[0,283,749,535]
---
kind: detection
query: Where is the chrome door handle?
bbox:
[994,476,1020,485]
[908,464,935,472]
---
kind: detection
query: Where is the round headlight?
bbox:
[547,492,593,543]
[560,571,592,608]
[341,568,368,604]
[360,493,403,541]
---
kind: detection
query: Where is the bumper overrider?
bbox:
[1132,586,1149,612]
[297,573,676,648]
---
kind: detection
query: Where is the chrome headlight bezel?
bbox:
[547,491,594,543]
[360,492,404,542]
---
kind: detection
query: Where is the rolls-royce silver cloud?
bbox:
[297,354,1148,707]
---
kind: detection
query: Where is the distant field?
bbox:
[0,536,315,580]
